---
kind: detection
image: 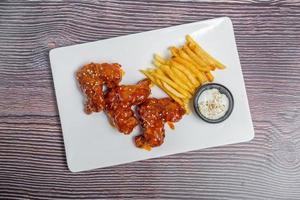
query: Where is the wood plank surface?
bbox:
[1,0,300,199]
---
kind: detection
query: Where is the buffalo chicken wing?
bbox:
[76,63,122,114]
[105,79,151,134]
[135,98,185,150]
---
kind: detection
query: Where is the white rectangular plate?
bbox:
[50,17,254,172]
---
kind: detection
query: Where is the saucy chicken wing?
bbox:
[76,63,122,114]
[105,79,151,134]
[135,97,185,150]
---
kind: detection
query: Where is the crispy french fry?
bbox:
[169,46,179,56]
[141,70,187,111]
[159,65,193,93]
[140,71,155,88]
[185,35,196,46]
[180,46,202,65]
[172,56,206,83]
[175,98,186,109]
[155,77,164,87]
[159,82,186,107]
[186,35,225,69]
[158,65,173,78]
[177,48,198,66]
[182,99,191,114]
[205,71,214,82]
[185,105,191,114]
[142,34,225,114]
[153,59,162,68]
[155,74,192,98]
[154,54,167,64]
[155,68,165,76]
[193,48,222,69]
[188,42,215,70]
[140,70,156,83]
[172,67,195,91]
[168,65,193,91]
[163,90,185,107]
[143,70,176,97]
[182,44,210,72]
[199,72,207,83]
[170,96,185,106]
[170,60,199,87]
[161,81,186,99]
[193,71,205,84]
[153,70,191,98]
[172,56,200,74]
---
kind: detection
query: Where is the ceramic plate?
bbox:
[49,17,254,172]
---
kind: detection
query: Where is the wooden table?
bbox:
[1,1,300,199]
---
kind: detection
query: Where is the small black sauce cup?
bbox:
[193,83,234,123]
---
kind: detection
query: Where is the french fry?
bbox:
[143,70,170,95]
[184,104,190,114]
[188,42,215,70]
[177,48,198,66]
[159,81,186,108]
[182,99,191,114]
[199,72,208,83]
[155,68,165,76]
[142,70,188,112]
[205,71,214,82]
[170,60,199,87]
[172,67,195,91]
[161,81,186,99]
[172,56,206,83]
[172,56,200,74]
[158,65,171,78]
[174,98,186,109]
[179,47,207,84]
[154,54,167,64]
[153,70,191,98]
[141,34,225,114]
[155,77,164,88]
[182,44,210,72]
[159,65,193,93]
[186,35,225,69]
[153,59,162,68]
[168,65,193,92]
[141,70,160,89]
[152,74,182,101]
[179,47,216,83]
[169,46,179,56]
[140,70,156,83]
[195,47,224,69]
[154,68,191,98]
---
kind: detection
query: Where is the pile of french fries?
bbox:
[141,35,225,113]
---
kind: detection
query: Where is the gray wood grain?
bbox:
[1,0,300,199]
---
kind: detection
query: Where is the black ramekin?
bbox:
[193,83,234,123]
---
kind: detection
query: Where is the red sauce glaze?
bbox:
[105,79,151,134]
[76,63,122,114]
[135,97,185,149]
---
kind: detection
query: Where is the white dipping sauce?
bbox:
[198,88,229,120]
